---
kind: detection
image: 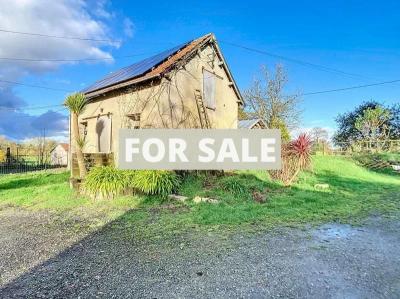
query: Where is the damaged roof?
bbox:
[82,33,243,103]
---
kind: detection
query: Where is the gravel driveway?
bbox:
[0,209,399,298]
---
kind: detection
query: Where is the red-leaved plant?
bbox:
[289,133,312,170]
[269,133,312,186]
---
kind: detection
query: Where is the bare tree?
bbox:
[310,127,329,144]
[244,65,302,132]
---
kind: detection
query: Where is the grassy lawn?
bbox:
[0,170,143,228]
[0,155,399,236]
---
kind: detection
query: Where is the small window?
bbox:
[203,69,216,109]
[126,113,141,129]
[130,113,141,121]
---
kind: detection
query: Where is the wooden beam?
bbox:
[82,112,112,121]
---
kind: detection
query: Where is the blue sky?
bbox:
[1,0,399,140]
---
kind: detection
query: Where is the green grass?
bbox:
[0,170,143,227]
[0,156,399,236]
[175,156,399,226]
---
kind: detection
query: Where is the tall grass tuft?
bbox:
[220,176,248,196]
[84,166,127,199]
[128,170,180,196]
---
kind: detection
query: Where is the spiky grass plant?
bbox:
[128,170,180,196]
[84,166,127,199]
[220,176,248,196]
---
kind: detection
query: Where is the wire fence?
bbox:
[0,161,65,174]
[0,145,67,175]
[332,139,400,155]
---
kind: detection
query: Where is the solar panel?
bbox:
[82,43,187,94]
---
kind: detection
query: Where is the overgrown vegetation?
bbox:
[84,167,180,198]
[352,152,400,174]
[127,170,180,196]
[334,101,400,145]
[220,176,250,197]
[355,106,391,141]
[84,166,128,199]
[0,156,398,236]
[269,133,312,185]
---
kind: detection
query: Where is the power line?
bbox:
[219,40,371,80]
[0,52,157,63]
[302,79,400,96]
[0,28,119,43]
[3,79,398,110]
[0,79,398,113]
[1,76,400,98]
[0,104,64,111]
[0,79,72,92]
[0,29,376,80]
[0,33,371,80]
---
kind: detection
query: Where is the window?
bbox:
[126,113,141,129]
[203,69,216,109]
[129,113,141,121]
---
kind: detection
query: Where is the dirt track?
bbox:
[1,209,399,298]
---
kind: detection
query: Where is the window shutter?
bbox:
[203,69,216,109]
[96,115,112,153]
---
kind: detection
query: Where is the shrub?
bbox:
[84,166,127,199]
[290,133,312,170]
[270,117,291,142]
[269,133,312,186]
[127,170,180,196]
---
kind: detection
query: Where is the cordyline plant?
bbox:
[269,133,312,186]
[64,93,87,179]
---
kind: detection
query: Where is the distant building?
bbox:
[238,118,267,129]
[50,143,69,167]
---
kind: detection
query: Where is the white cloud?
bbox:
[0,0,118,80]
[123,18,135,38]
[92,0,115,19]
[0,0,130,140]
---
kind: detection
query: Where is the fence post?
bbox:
[6,147,11,165]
